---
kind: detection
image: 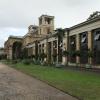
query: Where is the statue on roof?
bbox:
[28,25,38,33]
[87,11,100,20]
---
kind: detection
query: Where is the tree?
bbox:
[62,50,69,57]
[75,50,81,57]
[39,53,47,61]
[88,49,94,58]
[22,48,28,59]
[88,49,94,65]
[54,28,65,38]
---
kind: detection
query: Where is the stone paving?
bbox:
[0,63,78,100]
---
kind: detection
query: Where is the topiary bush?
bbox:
[62,50,69,57]
[12,60,18,64]
[41,61,48,66]
[75,50,81,57]
[22,59,31,65]
[88,50,94,58]
[34,60,41,65]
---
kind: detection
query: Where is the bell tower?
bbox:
[38,15,54,35]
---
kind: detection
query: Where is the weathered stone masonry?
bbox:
[4,12,100,68]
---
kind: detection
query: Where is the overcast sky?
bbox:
[0,0,100,47]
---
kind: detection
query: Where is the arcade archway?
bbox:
[12,42,22,59]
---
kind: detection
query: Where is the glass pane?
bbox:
[81,37,86,43]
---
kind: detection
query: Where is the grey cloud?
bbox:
[0,27,27,47]
[0,0,99,28]
[63,0,96,7]
[0,0,100,47]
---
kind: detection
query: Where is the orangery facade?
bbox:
[4,12,100,68]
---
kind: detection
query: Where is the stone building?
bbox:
[4,15,54,60]
[0,48,4,55]
[38,15,54,35]
[64,11,100,68]
[4,12,100,68]
[4,36,23,59]
[0,48,5,59]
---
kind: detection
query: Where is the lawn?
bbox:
[5,62,100,100]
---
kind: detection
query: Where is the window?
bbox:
[81,33,87,43]
[40,29,41,34]
[47,28,50,34]
[71,41,75,45]
[47,18,51,24]
[81,37,86,43]
[59,42,63,47]
[39,18,42,25]
[42,44,44,53]
[53,41,57,49]
[94,32,100,41]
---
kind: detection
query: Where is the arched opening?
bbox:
[80,32,88,64]
[69,35,76,63]
[92,29,100,65]
[12,42,22,59]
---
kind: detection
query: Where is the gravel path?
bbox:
[0,63,78,100]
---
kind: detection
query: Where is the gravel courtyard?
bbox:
[0,63,78,100]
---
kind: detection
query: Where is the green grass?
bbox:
[5,62,100,100]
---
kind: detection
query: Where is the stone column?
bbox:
[42,17,44,24]
[76,34,80,64]
[62,37,67,65]
[88,31,92,64]
[38,44,39,56]
[56,38,58,64]
[33,46,35,55]
[51,41,54,63]
[9,46,13,60]
[44,43,47,62]
[66,35,68,64]
[44,43,46,54]
[46,41,49,63]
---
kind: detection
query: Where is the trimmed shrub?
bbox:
[69,51,76,57]
[62,50,69,57]
[34,60,41,65]
[75,50,81,57]
[41,61,48,66]
[12,60,18,64]
[38,53,47,62]
[88,50,94,58]
[22,59,31,65]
